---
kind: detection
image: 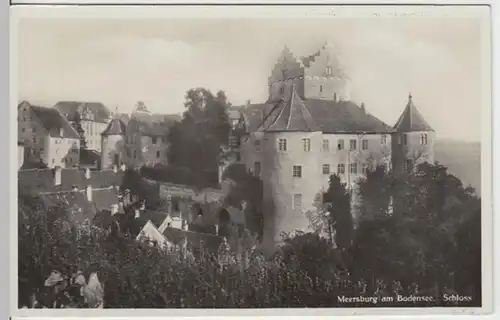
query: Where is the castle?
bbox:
[230,42,435,251]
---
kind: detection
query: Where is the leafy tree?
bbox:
[166,88,232,188]
[72,112,87,150]
[311,174,353,250]
[351,162,481,300]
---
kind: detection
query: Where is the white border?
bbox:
[9,3,495,317]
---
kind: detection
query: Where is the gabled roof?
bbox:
[260,85,321,132]
[54,101,111,123]
[394,94,434,132]
[101,118,127,136]
[240,97,394,134]
[24,104,80,139]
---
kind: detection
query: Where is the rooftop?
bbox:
[54,101,111,123]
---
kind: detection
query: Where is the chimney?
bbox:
[112,165,118,173]
[86,184,92,202]
[360,102,366,114]
[53,166,62,186]
[84,168,91,179]
[134,209,140,219]
[111,204,118,215]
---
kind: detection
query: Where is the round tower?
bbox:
[259,85,323,254]
[101,118,127,170]
[392,94,435,173]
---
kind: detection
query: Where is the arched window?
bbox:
[420,133,428,145]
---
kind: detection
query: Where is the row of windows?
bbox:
[126,149,163,159]
[398,134,429,145]
[251,162,386,178]
[277,137,385,152]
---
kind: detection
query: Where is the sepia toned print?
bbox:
[12,5,491,314]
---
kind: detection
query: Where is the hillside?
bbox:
[434,139,481,196]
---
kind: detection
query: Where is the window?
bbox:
[133,150,137,159]
[229,136,238,148]
[404,159,414,172]
[420,133,428,145]
[156,151,160,158]
[319,85,323,93]
[254,162,261,176]
[278,138,287,151]
[322,139,329,152]
[362,163,369,174]
[337,164,345,174]
[381,134,388,145]
[326,67,332,75]
[152,137,158,144]
[322,164,330,175]
[362,139,368,150]
[280,87,285,94]
[302,138,311,152]
[254,139,261,151]
[350,139,357,151]
[401,134,408,146]
[350,163,358,174]
[337,139,344,150]
[293,193,302,210]
[32,137,36,144]
[292,165,302,178]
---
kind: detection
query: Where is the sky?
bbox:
[17,17,485,142]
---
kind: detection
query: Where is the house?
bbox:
[229,42,435,252]
[54,101,112,152]
[18,101,81,169]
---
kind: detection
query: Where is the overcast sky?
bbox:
[17,17,485,142]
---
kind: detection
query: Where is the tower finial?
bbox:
[408,93,413,101]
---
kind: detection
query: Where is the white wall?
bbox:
[45,136,80,168]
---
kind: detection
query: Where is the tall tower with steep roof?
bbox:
[259,85,323,254]
[391,94,435,173]
[101,117,127,169]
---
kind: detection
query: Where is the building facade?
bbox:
[100,104,177,169]
[18,101,81,169]
[231,43,435,252]
[54,101,112,152]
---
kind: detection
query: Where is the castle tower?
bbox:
[268,42,351,103]
[101,117,127,170]
[391,94,435,173]
[259,85,323,254]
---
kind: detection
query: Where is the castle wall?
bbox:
[391,131,435,173]
[101,134,125,169]
[261,131,323,250]
[139,135,169,167]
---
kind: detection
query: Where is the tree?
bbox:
[313,174,353,250]
[72,112,87,150]
[166,88,232,188]
[351,162,482,299]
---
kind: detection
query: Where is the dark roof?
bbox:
[18,168,124,194]
[54,101,111,123]
[162,227,223,253]
[259,86,320,132]
[101,118,127,136]
[128,118,171,137]
[28,105,80,139]
[80,149,101,167]
[39,190,97,224]
[92,187,120,211]
[136,209,168,228]
[394,94,434,132]
[301,50,321,68]
[240,97,394,134]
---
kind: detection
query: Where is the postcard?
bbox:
[10,3,493,316]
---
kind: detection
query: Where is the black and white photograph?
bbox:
[11,4,492,314]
